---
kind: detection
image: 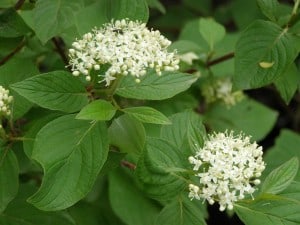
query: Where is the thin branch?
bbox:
[287,0,300,27]
[14,0,26,10]
[206,52,235,67]
[121,160,136,170]
[51,37,69,66]
[0,39,26,66]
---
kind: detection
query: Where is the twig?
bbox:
[206,52,235,67]
[0,39,26,66]
[14,0,26,10]
[51,37,69,66]
[121,160,136,170]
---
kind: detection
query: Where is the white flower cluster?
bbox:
[68,19,179,86]
[188,131,265,211]
[0,86,13,116]
[202,77,243,106]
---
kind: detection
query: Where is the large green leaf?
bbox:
[104,0,149,22]
[274,63,300,104]
[256,0,279,21]
[199,18,225,50]
[98,151,126,177]
[263,130,300,181]
[75,0,149,35]
[27,115,109,211]
[179,19,210,51]
[0,184,75,225]
[261,157,299,195]
[204,98,278,141]
[11,71,89,113]
[234,20,299,89]
[169,40,203,54]
[0,148,19,213]
[0,8,31,37]
[146,0,165,13]
[108,114,146,155]
[136,138,188,200]
[235,193,300,225]
[160,111,206,156]
[147,93,198,117]
[122,106,171,125]
[23,112,62,158]
[0,0,17,8]
[109,169,160,225]
[0,36,22,56]
[68,202,101,225]
[155,196,207,225]
[279,181,300,202]
[31,0,83,43]
[116,71,198,100]
[231,0,263,29]
[76,99,116,121]
[0,58,38,119]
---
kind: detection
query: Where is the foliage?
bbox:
[1,0,300,224]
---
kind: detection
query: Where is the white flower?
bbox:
[0,86,13,117]
[68,19,179,86]
[188,131,265,211]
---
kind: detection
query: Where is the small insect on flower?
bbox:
[188,131,265,211]
[112,28,124,35]
[68,19,180,86]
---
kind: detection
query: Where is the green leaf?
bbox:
[116,71,198,100]
[0,184,75,225]
[11,71,89,113]
[122,106,171,125]
[76,99,116,121]
[274,63,300,104]
[136,138,188,200]
[279,181,300,202]
[183,0,211,14]
[0,36,22,55]
[161,111,206,156]
[179,19,210,51]
[98,151,126,177]
[204,98,278,141]
[169,40,203,54]
[75,0,149,36]
[261,157,299,194]
[0,0,17,8]
[199,18,226,50]
[28,115,109,211]
[263,130,300,181]
[23,112,62,158]
[146,0,165,13]
[155,196,207,225]
[104,0,149,22]
[235,194,300,225]
[231,0,263,29]
[31,0,84,43]
[0,58,38,119]
[234,20,299,89]
[108,114,146,155]
[0,8,31,37]
[0,148,19,213]
[109,169,160,225]
[74,1,109,35]
[68,202,101,225]
[147,93,198,117]
[257,0,279,21]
